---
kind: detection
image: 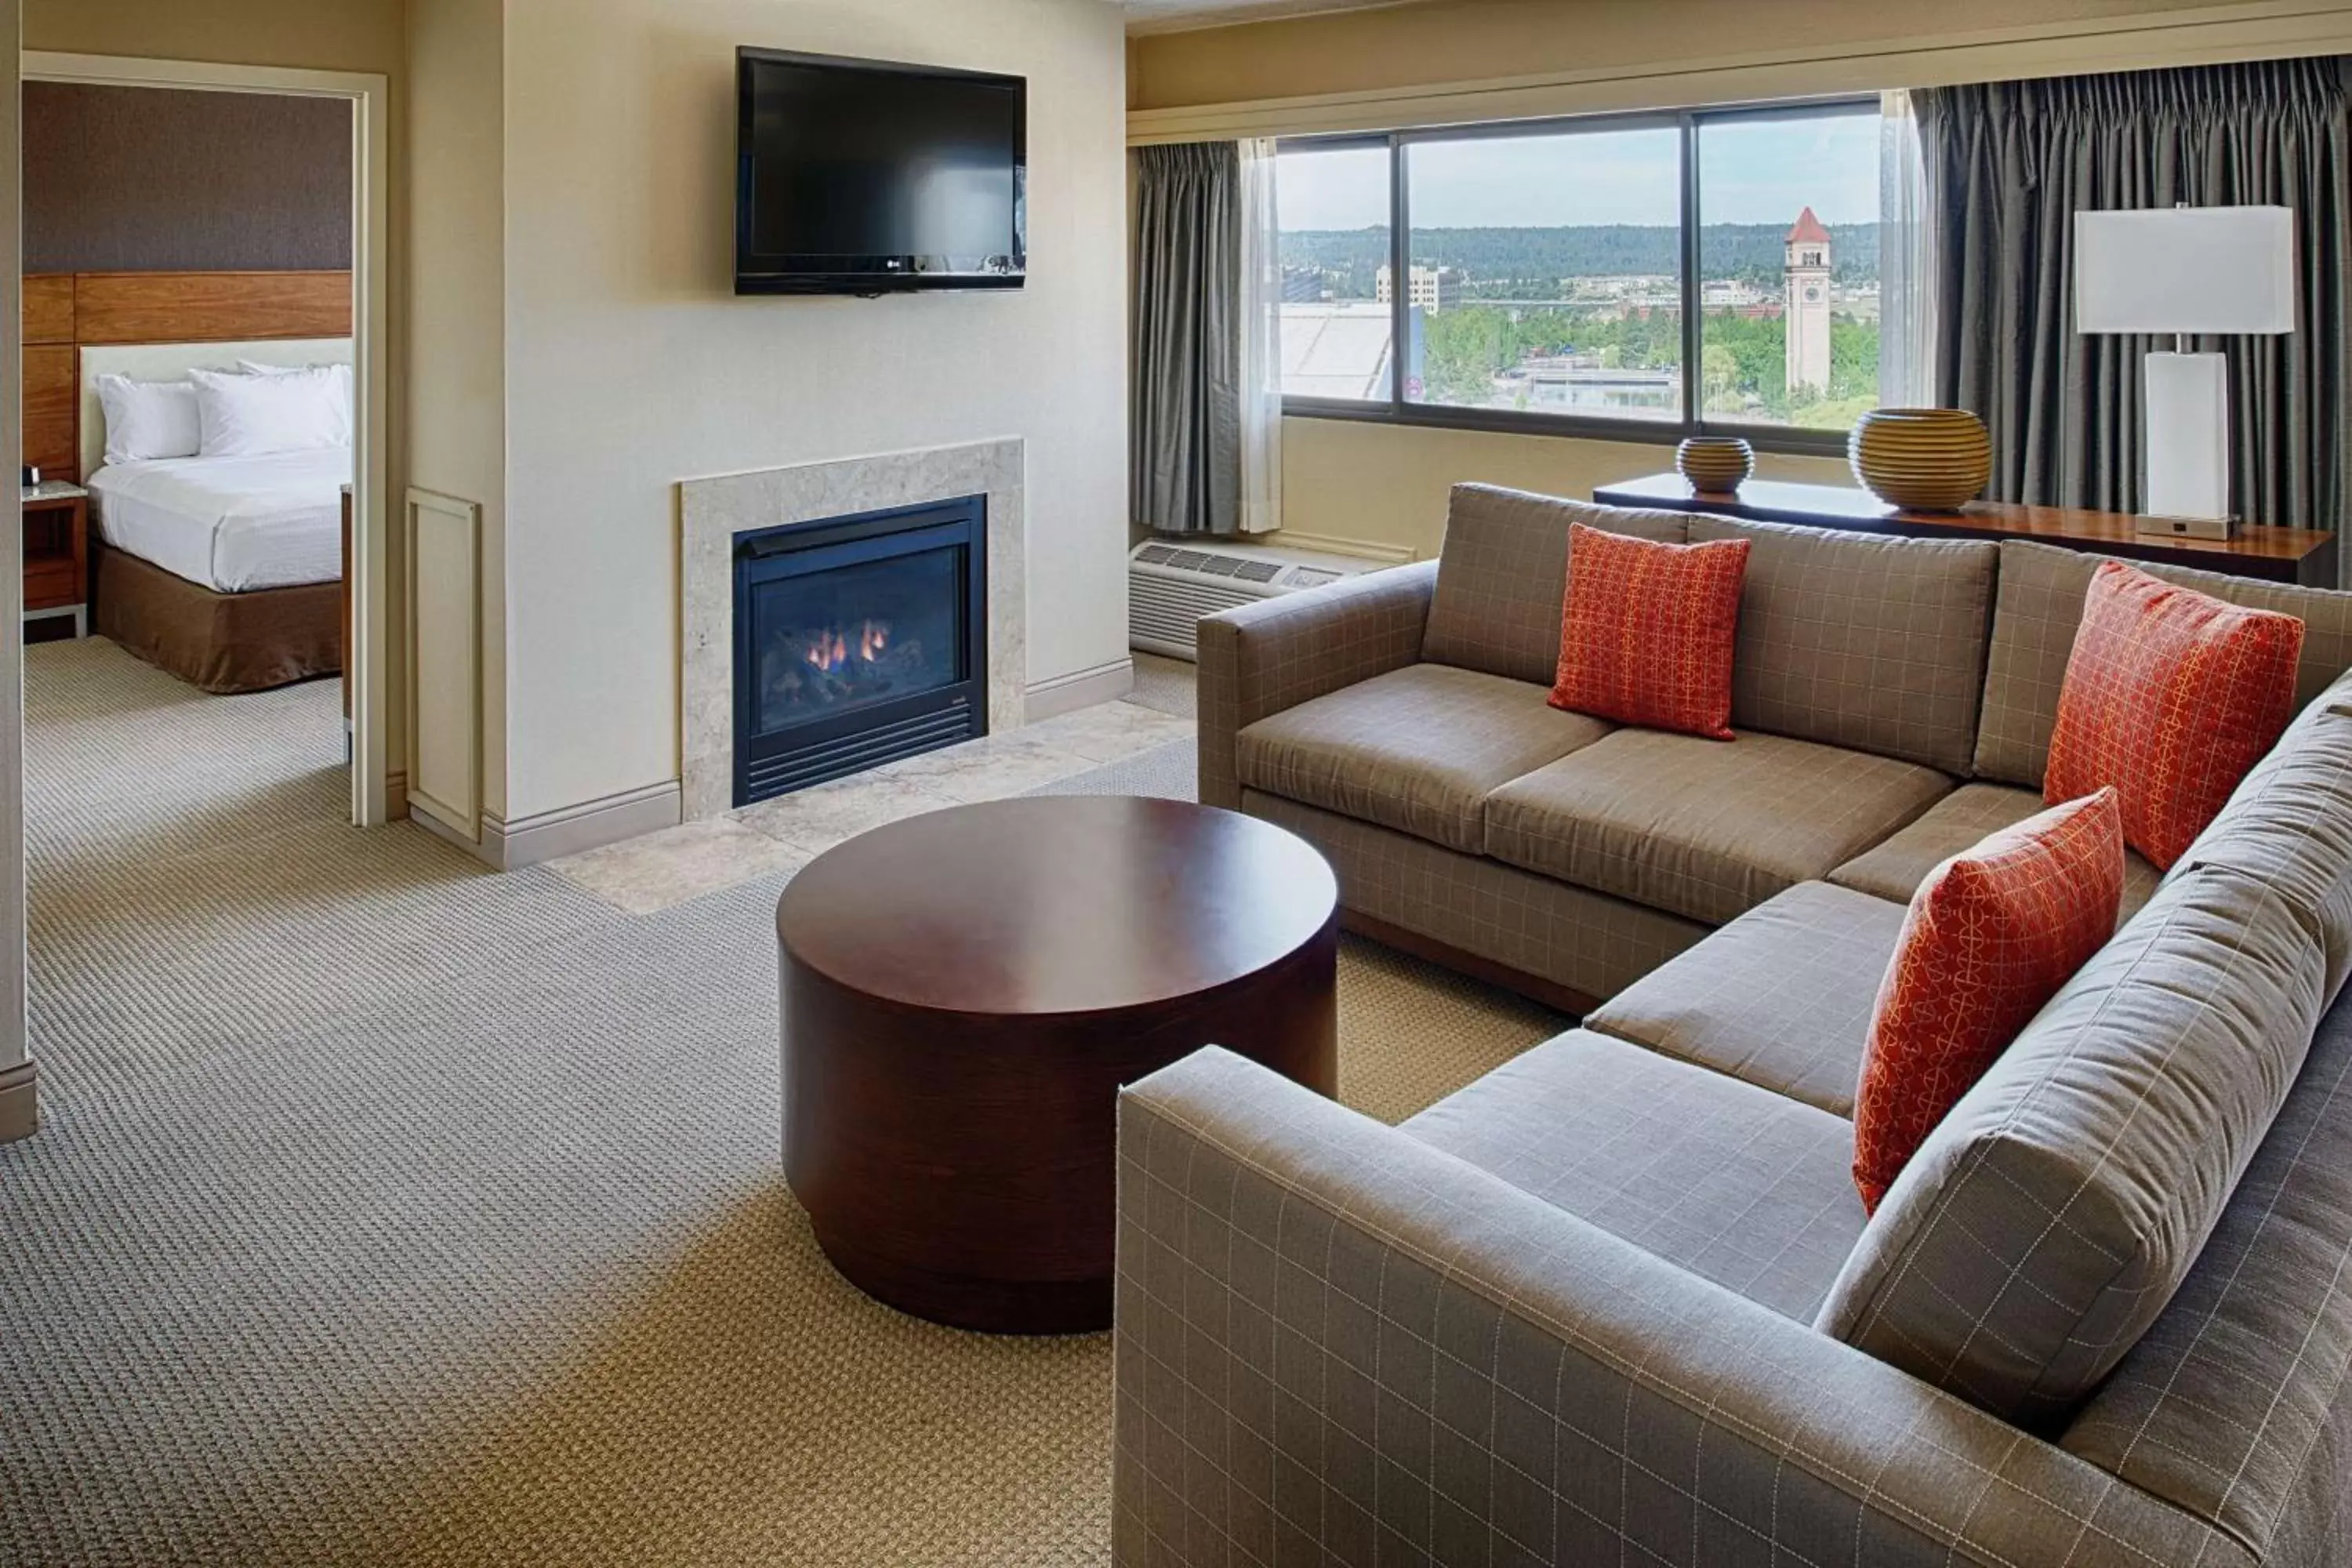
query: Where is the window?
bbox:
[1277,98,1908,448]
[1275,141,1393,403]
[1406,125,1682,420]
[1697,109,1884,430]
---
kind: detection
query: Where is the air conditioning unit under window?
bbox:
[1127,539,1388,661]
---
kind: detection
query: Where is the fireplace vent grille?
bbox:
[743,700,976,800]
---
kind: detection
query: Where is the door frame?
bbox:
[20,51,394,829]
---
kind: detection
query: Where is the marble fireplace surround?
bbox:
[678,439,1025,822]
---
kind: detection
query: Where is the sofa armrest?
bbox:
[1194,558,1438,810]
[1113,1047,2242,1568]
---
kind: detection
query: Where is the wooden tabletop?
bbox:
[1595,473,2336,574]
[775,795,1338,1018]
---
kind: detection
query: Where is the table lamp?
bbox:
[2073,204,2296,538]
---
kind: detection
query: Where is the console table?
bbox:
[1592,474,2338,587]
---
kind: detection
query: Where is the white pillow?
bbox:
[95,374,203,465]
[189,365,350,458]
[238,360,354,447]
[238,358,351,376]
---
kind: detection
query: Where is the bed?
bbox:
[78,339,350,694]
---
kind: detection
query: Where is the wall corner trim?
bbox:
[0,1059,38,1144]
[1026,657,1135,722]
[456,780,686,871]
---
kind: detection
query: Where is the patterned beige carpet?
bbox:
[0,638,1564,1566]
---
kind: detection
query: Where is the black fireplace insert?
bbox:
[733,497,987,807]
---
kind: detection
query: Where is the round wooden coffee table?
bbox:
[775,795,1338,1334]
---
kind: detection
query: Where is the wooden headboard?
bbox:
[23,270,350,479]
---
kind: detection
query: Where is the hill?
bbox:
[1282,222,1880,293]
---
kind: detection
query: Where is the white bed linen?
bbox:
[87,448,350,593]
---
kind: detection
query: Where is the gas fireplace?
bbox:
[732,496,987,806]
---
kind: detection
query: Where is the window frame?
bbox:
[1274,96,1885,457]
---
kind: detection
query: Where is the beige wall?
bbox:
[405,0,506,818]
[24,0,403,74]
[498,0,1130,820]
[27,0,413,793]
[1277,418,1849,559]
[1127,0,2305,112]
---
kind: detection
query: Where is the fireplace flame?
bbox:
[804,619,891,674]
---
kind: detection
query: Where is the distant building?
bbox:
[1279,265,1326,304]
[1376,263,1462,314]
[1784,206,1833,397]
[1497,356,1679,416]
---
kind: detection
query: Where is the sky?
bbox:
[1278,111,1884,231]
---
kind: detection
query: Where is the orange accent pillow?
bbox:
[1852,788,2125,1214]
[1549,524,1751,740]
[2045,561,2305,869]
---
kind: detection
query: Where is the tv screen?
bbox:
[735,49,1027,296]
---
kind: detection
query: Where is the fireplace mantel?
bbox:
[677,440,1025,822]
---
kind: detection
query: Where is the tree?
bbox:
[1700,343,1741,410]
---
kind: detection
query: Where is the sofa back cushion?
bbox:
[2163,668,2352,1004]
[2056,972,2352,1561]
[1975,541,2352,788]
[1685,517,1997,775]
[1817,862,2328,1427]
[1423,485,1688,685]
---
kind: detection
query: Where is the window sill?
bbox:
[1279,399,1853,459]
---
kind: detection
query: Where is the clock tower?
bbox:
[1784,206,1833,400]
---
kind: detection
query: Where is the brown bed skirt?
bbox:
[92,543,343,695]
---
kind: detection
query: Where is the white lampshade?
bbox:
[2074,205,2296,336]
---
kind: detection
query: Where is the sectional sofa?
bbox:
[1112,485,2352,1566]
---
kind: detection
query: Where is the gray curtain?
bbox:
[1132,142,1242,536]
[1919,58,2352,532]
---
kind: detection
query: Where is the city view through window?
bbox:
[1276,108,1885,432]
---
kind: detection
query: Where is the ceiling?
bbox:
[1121,0,1421,37]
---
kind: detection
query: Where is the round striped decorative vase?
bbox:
[1848,408,1993,513]
[1675,436,1755,495]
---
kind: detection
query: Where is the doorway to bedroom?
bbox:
[16,60,388,897]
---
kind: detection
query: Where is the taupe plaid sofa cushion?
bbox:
[1421,485,1690,685]
[1235,663,1610,855]
[1830,781,2161,925]
[2163,670,2352,1002]
[1586,880,1904,1117]
[1402,1029,1867,1321]
[1819,864,2328,1426]
[1243,790,1710,1007]
[1687,517,1997,775]
[2058,978,2352,1563]
[1486,728,1951,927]
[1974,540,2352,787]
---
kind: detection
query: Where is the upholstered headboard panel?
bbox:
[78,336,352,479]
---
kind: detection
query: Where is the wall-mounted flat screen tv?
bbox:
[735,49,1027,296]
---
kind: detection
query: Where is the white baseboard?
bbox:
[420,780,684,870]
[1025,657,1134,723]
[0,1059,38,1143]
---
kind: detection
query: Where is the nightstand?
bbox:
[23,481,89,637]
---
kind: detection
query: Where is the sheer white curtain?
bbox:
[1236,137,1284,534]
[1878,89,1938,408]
